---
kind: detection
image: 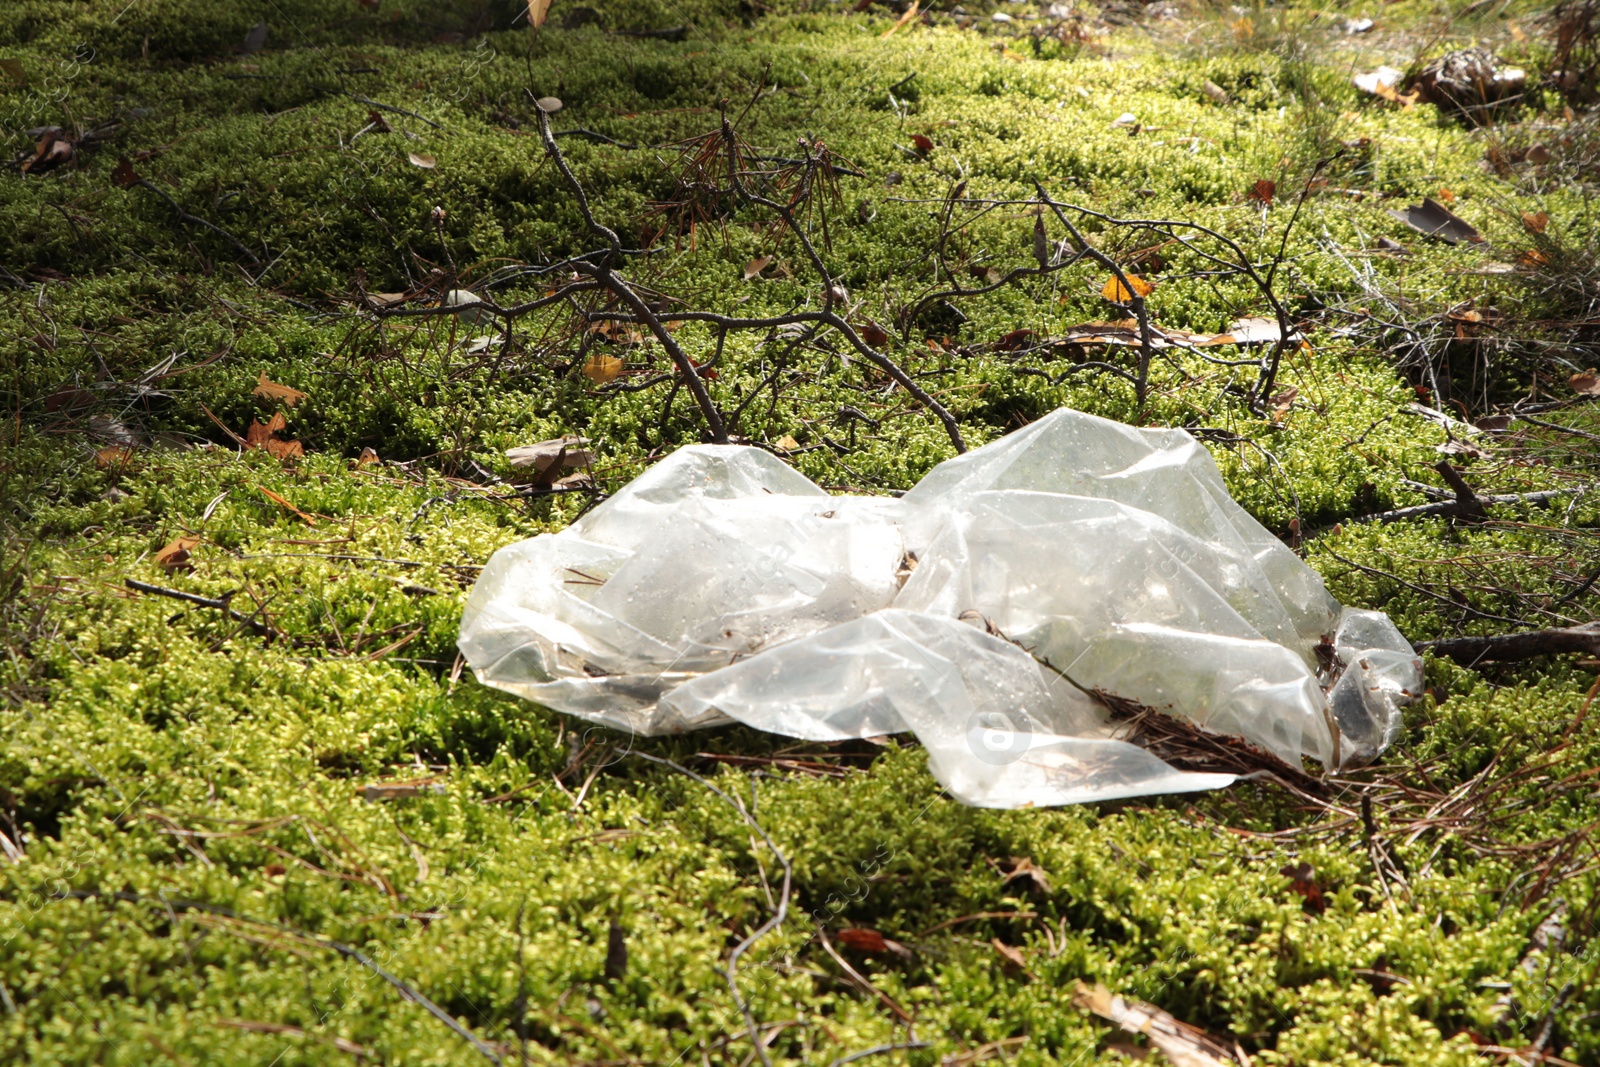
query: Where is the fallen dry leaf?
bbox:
[1001,856,1051,893]
[1072,982,1238,1067]
[774,434,800,452]
[1248,179,1275,205]
[1280,861,1327,914]
[992,939,1032,977]
[743,256,772,280]
[154,534,201,570]
[1387,198,1481,244]
[245,412,305,461]
[910,133,934,154]
[506,435,593,489]
[534,96,563,113]
[112,157,141,189]
[859,321,890,347]
[252,372,307,407]
[1525,143,1551,164]
[95,445,136,470]
[355,447,380,467]
[583,353,624,384]
[1200,79,1230,105]
[1522,211,1549,234]
[1101,273,1155,303]
[1353,66,1417,107]
[407,151,437,169]
[1570,370,1600,396]
[527,0,553,29]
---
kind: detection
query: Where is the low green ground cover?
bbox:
[2,0,1598,1063]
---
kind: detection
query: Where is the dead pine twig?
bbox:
[718,115,966,453]
[53,890,503,1064]
[1416,623,1600,665]
[627,751,792,1067]
[532,98,730,444]
[124,578,278,640]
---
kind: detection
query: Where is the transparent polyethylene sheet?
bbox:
[459,408,1423,807]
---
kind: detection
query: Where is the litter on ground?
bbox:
[460,409,1422,807]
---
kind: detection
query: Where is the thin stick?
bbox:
[56,890,502,1064]
[629,751,791,1067]
[125,578,276,639]
[534,102,730,442]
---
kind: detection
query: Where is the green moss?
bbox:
[3,1,1598,1063]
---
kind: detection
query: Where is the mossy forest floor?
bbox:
[4,0,1600,1063]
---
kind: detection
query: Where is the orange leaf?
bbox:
[258,486,316,525]
[1437,188,1455,203]
[154,534,201,570]
[252,371,307,407]
[1100,273,1154,302]
[583,353,623,384]
[95,445,136,470]
[1248,179,1276,205]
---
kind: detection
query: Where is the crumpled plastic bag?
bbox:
[459,408,1423,807]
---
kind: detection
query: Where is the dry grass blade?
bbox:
[1072,982,1245,1067]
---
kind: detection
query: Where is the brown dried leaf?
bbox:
[1525,143,1551,164]
[407,151,436,169]
[1072,982,1238,1067]
[355,447,380,467]
[1521,211,1548,234]
[252,371,307,407]
[154,535,201,570]
[1001,856,1051,893]
[743,256,772,280]
[836,928,887,953]
[1569,370,1600,396]
[112,157,141,189]
[859,321,890,347]
[527,0,553,29]
[1248,178,1275,205]
[910,133,934,154]
[991,939,1031,977]
[1200,79,1230,104]
[774,435,801,452]
[881,0,920,37]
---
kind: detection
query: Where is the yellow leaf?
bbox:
[252,371,307,407]
[1100,273,1154,303]
[775,435,800,452]
[527,0,552,29]
[583,354,623,384]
